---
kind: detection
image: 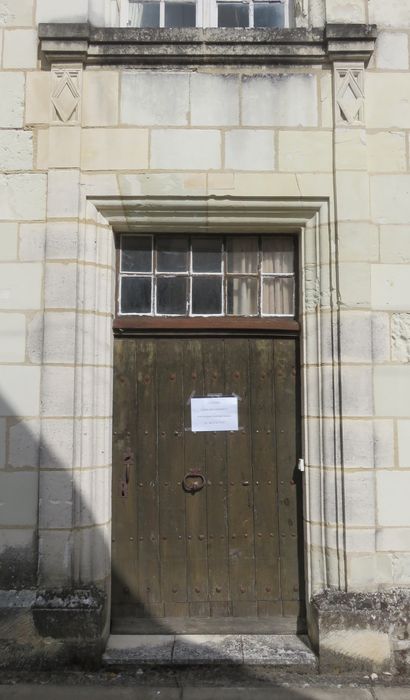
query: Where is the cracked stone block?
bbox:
[392,313,410,362]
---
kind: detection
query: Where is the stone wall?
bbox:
[0,0,409,672]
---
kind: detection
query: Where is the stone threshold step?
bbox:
[103,634,317,668]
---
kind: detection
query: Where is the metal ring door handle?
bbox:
[182,470,206,494]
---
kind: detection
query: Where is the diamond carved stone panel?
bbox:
[51,65,82,124]
[335,64,364,125]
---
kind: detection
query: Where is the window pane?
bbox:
[262,277,294,315]
[262,237,294,274]
[254,2,285,27]
[121,277,151,314]
[156,277,188,315]
[227,237,258,273]
[227,277,258,316]
[157,237,188,272]
[192,238,223,273]
[121,235,152,273]
[165,2,196,26]
[128,1,160,27]
[218,3,249,27]
[192,278,222,314]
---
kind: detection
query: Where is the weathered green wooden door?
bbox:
[112,337,303,633]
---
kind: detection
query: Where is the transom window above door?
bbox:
[127,0,290,28]
[118,234,296,318]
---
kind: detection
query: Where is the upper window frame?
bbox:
[115,233,300,333]
[125,0,291,29]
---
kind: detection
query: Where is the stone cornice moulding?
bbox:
[38,22,376,67]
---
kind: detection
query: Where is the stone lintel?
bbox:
[38,23,376,67]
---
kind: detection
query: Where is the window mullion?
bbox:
[160,0,165,26]
[249,0,254,28]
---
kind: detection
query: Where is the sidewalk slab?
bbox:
[103,634,174,664]
[173,634,243,665]
[103,633,317,668]
[374,690,410,700]
[242,634,316,667]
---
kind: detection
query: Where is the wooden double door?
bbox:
[112,336,303,632]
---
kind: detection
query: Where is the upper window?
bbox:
[127,0,290,28]
[118,234,296,318]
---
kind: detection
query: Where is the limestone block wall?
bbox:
[0,0,410,669]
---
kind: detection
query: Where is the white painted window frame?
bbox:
[124,0,290,28]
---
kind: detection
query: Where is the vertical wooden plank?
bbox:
[224,338,256,615]
[273,338,301,608]
[157,339,188,615]
[111,339,139,611]
[183,339,210,617]
[203,339,231,617]
[134,339,162,613]
[249,339,281,608]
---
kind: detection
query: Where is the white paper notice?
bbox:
[191,396,239,432]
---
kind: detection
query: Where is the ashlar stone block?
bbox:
[367,74,410,128]
[82,71,119,127]
[37,126,81,169]
[8,419,40,468]
[3,28,37,69]
[44,262,77,310]
[25,72,51,125]
[376,32,409,70]
[225,130,274,171]
[337,222,379,263]
[338,262,371,307]
[38,529,73,586]
[335,172,370,221]
[335,129,367,171]
[326,0,367,22]
[19,223,46,262]
[121,71,189,126]
[0,0,34,26]
[0,419,5,467]
[150,129,221,170]
[81,128,149,171]
[43,312,76,364]
[40,366,75,417]
[279,130,332,172]
[190,73,239,126]
[374,366,410,417]
[0,263,42,310]
[371,264,410,310]
[391,313,410,363]
[371,175,410,225]
[377,471,410,527]
[0,72,24,127]
[39,471,73,529]
[0,365,40,417]
[0,471,38,527]
[398,420,410,468]
[0,130,33,170]
[377,527,410,551]
[74,467,110,527]
[0,174,47,221]
[241,74,318,127]
[0,222,18,261]
[36,0,89,23]
[369,0,410,28]
[0,313,26,362]
[367,131,406,173]
[380,225,410,263]
[47,170,80,219]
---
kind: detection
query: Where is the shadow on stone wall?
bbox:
[0,393,314,693]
